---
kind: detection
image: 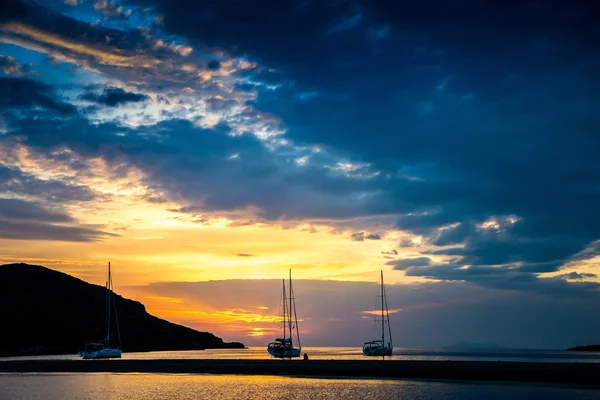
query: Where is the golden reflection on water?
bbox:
[1,373,600,400]
[0,374,405,400]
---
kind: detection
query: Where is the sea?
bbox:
[2,346,600,363]
[1,347,600,399]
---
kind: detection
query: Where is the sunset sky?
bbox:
[1,0,599,349]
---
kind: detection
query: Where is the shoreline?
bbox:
[0,360,599,386]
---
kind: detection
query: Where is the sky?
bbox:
[0,0,599,349]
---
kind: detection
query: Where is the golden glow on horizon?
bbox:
[250,328,265,337]
[362,308,403,316]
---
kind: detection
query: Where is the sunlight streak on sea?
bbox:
[1,373,599,400]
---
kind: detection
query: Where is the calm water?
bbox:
[2,347,600,363]
[0,373,598,400]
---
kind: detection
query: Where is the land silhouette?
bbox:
[567,345,600,352]
[0,263,243,357]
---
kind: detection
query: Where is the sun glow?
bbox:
[250,328,265,337]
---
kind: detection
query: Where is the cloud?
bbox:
[204,0,600,285]
[0,55,23,76]
[0,164,96,203]
[1,116,385,221]
[237,253,254,257]
[381,249,398,255]
[399,239,414,248]
[0,77,76,114]
[0,198,114,242]
[387,257,431,270]
[0,219,117,242]
[0,198,73,223]
[403,262,600,298]
[556,272,597,281]
[351,232,381,241]
[431,222,477,246]
[93,0,131,19]
[81,86,149,107]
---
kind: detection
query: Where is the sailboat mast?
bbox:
[381,270,384,344]
[292,271,301,348]
[384,278,392,348]
[110,270,122,350]
[288,269,293,345]
[106,262,111,346]
[282,279,286,340]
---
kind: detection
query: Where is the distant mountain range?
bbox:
[0,263,244,357]
[567,345,600,352]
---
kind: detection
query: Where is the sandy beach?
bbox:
[0,359,599,386]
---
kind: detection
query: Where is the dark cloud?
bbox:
[0,77,76,114]
[351,232,382,241]
[0,198,73,223]
[350,232,364,241]
[216,0,600,282]
[81,87,149,107]
[0,219,117,242]
[387,257,431,270]
[403,262,599,298]
[1,116,382,221]
[428,221,588,272]
[0,0,29,23]
[431,223,478,247]
[381,249,398,256]
[207,60,220,70]
[0,164,96,202]
[236,253,254,257]
[556,272,597,281]
[0,198,113,242]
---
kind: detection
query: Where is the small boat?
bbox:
[363,270,393,356]
[268,270,301,358]
[79,262,122,359]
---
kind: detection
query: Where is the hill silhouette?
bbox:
[567,345,600,352]
[0,263,244,357]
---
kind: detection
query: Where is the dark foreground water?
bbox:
[0,373,599,400]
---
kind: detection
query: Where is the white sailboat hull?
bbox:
[80,348,122,359]
[267,346,301,359]
[362,345,392,356]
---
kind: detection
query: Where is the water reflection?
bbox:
[1,373,599,400]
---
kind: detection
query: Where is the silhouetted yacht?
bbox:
[79,262,122,359]
[363,270,393,356]
[268,270,301,358]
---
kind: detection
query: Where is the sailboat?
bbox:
[363,270,393,356]
[267,270,301,358]
[79,262,122,359]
